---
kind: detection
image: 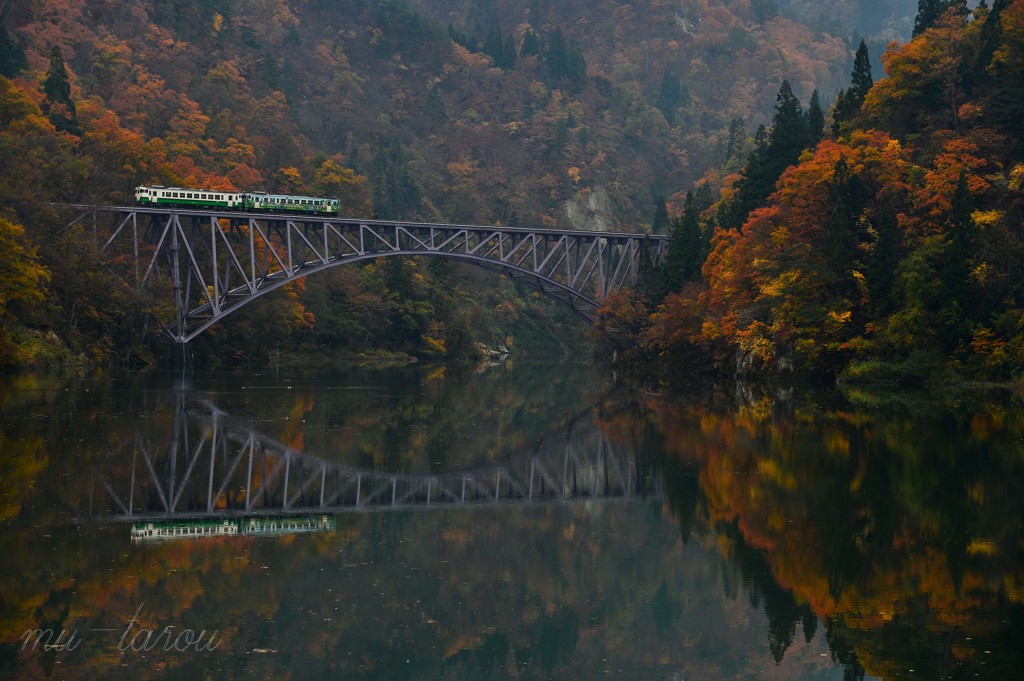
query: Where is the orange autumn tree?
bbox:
[651,132,916,373]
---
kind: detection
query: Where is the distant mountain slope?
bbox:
[4,0,872,229]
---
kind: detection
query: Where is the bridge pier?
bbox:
[168,341,192,367]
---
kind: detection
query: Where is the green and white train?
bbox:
[134,185,341,215]
[130,515,336,542]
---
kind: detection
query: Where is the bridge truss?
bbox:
[65,205,667,342]
[81,398,661,523]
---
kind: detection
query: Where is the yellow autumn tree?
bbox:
[0,218,50,334]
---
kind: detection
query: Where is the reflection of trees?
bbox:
[620,382,1024,680]
[721,521,817,664]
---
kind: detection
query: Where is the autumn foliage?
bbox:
[642,2,1024,381]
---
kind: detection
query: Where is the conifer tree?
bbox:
[661,191,703,295]
[722,124,770,230]
[652,196,670,235]
[725,117,746,162]
[656,69,682,125]
[764,80,808,185]
[0,25,27,77]
[867,204,899,316]
[565,37,587,92]
[42,46,79,134]
[823,158,862,297]
[806,90,824,146]
[914,0,948,36]
[832,41,872,135]
[850,41,874,101]
[483,26,503,65]
[502,33,517,69]
[913,0,967,36]
[520,30,540,57]
[545,27,567,81]
[943,170,976,317]
[971,0,1008,87]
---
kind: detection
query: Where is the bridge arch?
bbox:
[82,396,662,522]
[66,206,667,343]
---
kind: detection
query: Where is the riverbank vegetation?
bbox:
[601,1,1024,384]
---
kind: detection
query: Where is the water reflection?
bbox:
[11,368,1024,679]
[83,393,658,524]
[620,382,1024,680]
[0,367,843,680]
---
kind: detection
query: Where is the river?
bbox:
[1,363,1022,679]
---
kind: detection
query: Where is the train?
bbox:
[134,185,341,215]
[130,515,336,542]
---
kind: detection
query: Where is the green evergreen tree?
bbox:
[914,0,947,36]
[823,158,861,297]
[656,69,682,125]
[766,80,808,175]
[943,170,976,317]
[42,46,79,134]
[520,30,540,57]
[975,0,1007,73]
[0,25,27,77]
[426,85,447,122]
[694,183,715,214]
[483,26,503,65]
[867,203,899,316]
[652,196,670,235]
[850,41,874,101]
[502,33,517,69]
[725,117,746,162]
[543,28,586,92]
[806,90,825,146]
[636,236,660,303]
[913,0,967,36]
[661,191,703,295]
[544,27,567,81]
[565,37,587,93]
[723,124,770,230]
[724,81,810,232]
[832,41,873,135]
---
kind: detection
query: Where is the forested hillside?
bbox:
[0,0,922,367]
[614,1,1024,383]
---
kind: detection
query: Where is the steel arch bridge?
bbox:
[64,205,667,343]
[79,396,662,523]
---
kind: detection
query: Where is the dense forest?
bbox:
[3,0,1018,380]
[601,0,1024,383]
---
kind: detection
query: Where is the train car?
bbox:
[243,191,340,215]
[135,185,244,209]
[134,185,341,216]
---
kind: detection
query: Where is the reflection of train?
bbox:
[134,185,341,215]
[130,515,335,542]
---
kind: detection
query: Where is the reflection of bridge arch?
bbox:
[86,398,661,523]
[64,206,667,342]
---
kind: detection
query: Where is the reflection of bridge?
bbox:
[64,205,667,342]
[83,398,661,522]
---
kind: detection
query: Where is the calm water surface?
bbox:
[1,363,1022,679]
